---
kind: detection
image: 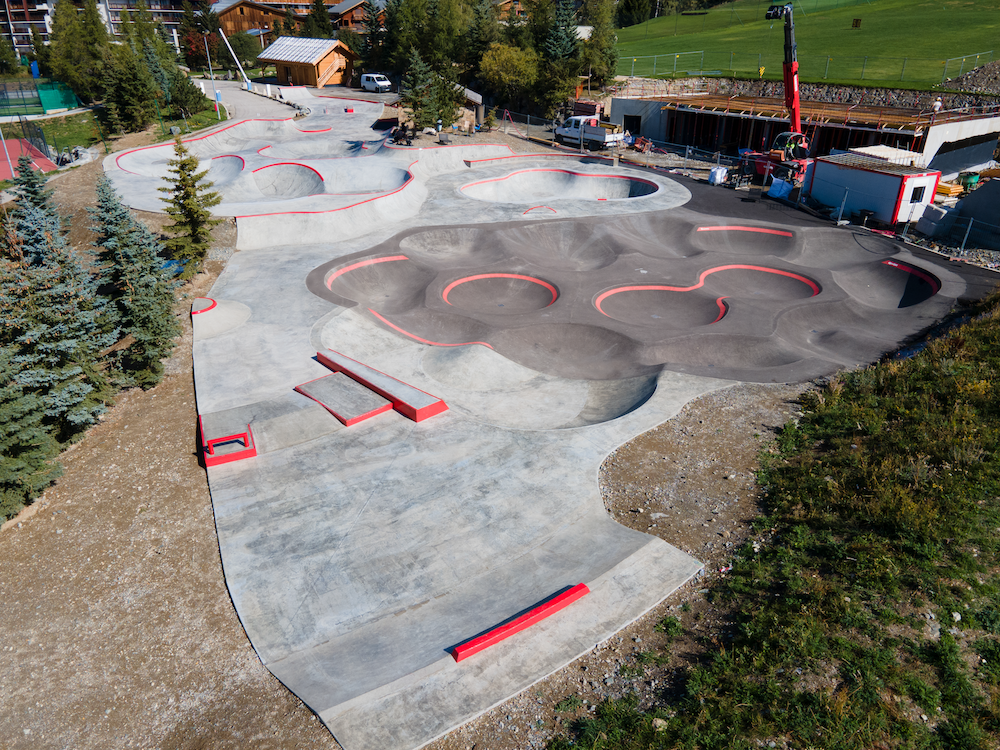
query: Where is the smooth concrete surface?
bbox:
[107,84,1000,750]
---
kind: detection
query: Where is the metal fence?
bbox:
[619,49,995,86]
[950,215,1000,254]
[0,79,43,116]
[19,115,50,162]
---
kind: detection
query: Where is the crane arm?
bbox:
[765,4,802,134]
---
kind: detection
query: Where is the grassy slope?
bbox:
[616,0,1000,85]
[549,294,1000,749]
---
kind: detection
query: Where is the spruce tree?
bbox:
[12,154,54,213]
[544,0,578,61]
[91,177,179,388]
[401,49,434,129]
[158,137,221,278]
[465,0,501,73]
[305,0,333,37]
[49,0,105,102]
[361,0,383,70]
[30,27,51,77]
[103,44,157,132]
[2,204,114,442]
[0,343,61,521]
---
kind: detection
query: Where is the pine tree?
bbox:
[91,178,179,387]
[544,0,578,61]
[158,137,221,278]
[0,343,61,521]
[465,0,501,72]
[361,0,383,70]
[49,0,105,102]
[401,49,434,129]
[282,8,297,36]
[103,44,157,132]
[305,0,333,37]
[1,204,115,442]
[12,154,54,213]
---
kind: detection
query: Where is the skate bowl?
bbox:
[208,155,245,186]
[461,169,659,203]
[306,212,962,383]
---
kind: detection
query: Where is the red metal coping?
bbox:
[451,583,590,662]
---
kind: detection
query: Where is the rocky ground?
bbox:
[0,116,837,750]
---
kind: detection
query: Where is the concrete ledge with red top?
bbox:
[316,349,448,422]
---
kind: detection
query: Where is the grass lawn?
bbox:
[550,291,1000,749]
[616,0,1000,87]
[0,112,105,156]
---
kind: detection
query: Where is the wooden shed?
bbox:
[257,36,358,87]
[216,0,289,40]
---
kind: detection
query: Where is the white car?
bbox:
[360,73,392,93]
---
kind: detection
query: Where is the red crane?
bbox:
[746,4,811,183]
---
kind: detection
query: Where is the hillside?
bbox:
[616,0,1000,87]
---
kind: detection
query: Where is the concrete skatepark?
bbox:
[105,87,996,750]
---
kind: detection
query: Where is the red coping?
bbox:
[451,583,590,662]
[326,254,409,289]
[523,206,557,214]
[696,226,794,237]
[442,273,558,307]
[594,264,821,316]
[191,298,217,315]
[199,416,257,467]
[882,259,941,293]
[316,351,449,422]
[367,309,494,350]
[293,376,394,426]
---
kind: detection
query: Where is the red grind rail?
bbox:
[451,583,590,662]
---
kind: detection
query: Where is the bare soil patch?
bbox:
[1,125,805,750]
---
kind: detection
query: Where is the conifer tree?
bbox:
[361,0,383,70]
[544,0,578,61]
[91,178,179,387]
[304,0,334,37]
[103,44,157,132]
[1,204,114,442]
[0,343,61,521]
[49,0,106,102]
[401,49,434,129]
[12,154,54,213]
[465,0,501,72]
[158,137,221,278]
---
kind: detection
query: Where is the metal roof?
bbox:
[329,0,385,14]
[816,152,938,176]
[257,36,343,65]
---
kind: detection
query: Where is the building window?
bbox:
[239,6,244,12]
[910,186,925,203]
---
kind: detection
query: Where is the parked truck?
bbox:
[554,116,625,150]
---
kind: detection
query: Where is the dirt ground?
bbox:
[0,127,802,750]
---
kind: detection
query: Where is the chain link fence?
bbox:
[950,215,1000,254]
[619,49,995,87]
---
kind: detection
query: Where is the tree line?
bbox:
[28,0,210,133]
[0,159,183,521]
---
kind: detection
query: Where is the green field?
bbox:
[616,0,1000,87]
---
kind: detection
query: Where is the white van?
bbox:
[360,73,392,93]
